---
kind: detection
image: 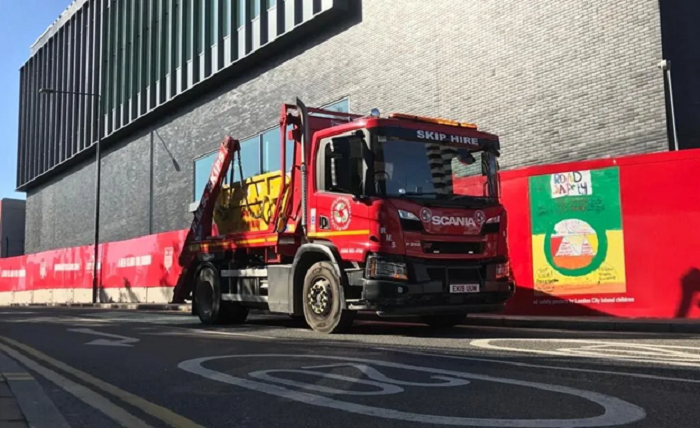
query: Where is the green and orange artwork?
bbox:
[529,167,627,296]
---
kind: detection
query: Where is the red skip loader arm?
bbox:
[171,136,239,303]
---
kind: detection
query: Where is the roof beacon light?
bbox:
[370,108,381,118]
[389,113,477,129]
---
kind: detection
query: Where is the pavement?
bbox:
[0,345,70,428]
[0,306,699,427]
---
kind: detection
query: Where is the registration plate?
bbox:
[450,283,480,294]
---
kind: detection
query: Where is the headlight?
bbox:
[486,215,501,224]
[366,256,408,280]
[398,210,420,221]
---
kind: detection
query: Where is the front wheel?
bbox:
[288,314,308,327]
[302,261,355,334]
[421,314,466,329]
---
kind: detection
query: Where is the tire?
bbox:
[302,261,355,334]
[288,314,309,327]
[194,264,248,325]
[421,314,466,329]
[219,302,249,324]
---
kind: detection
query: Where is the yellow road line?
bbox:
[0,336,205,428]
[0,340,153,428]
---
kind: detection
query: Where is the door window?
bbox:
[318,135,366,195]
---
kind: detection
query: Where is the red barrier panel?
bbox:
[0,231,187,303]
[25,245,95,291]
[502,149,700,319]
[101,230,186,289]
[0,255,26,293]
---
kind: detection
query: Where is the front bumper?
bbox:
[357,278,514,316]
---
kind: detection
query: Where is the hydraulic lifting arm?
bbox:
[171,136,239,303]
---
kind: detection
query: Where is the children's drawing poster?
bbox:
[529,167,627,296]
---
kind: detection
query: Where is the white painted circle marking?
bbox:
[248,369,405,395]
[178,354,646,427]
[303,363,472,388]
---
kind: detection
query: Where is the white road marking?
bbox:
[248,363,470,396]
[178,354,646,427]
[374,347,700,385]
[248,369,405,395]
[0,341,153,428]
[68,328,140,347]
[303,363,471,387]
[84,312,194,325]
[181,328,274,340]
[470,339,700,368]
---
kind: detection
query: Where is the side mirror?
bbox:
[457,152,476,166]
[481,154,489,176]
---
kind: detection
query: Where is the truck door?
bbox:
[310,132,371,262]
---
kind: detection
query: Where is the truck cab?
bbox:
[303,111,514,329]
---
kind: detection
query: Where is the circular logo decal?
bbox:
[330,198,352,230]
[474,211,486,226]
[420,208,432,223]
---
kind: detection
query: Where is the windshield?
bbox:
[371,137,497,200]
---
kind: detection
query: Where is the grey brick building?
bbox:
[16,0,700,253]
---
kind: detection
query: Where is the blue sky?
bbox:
[0,0,70,199]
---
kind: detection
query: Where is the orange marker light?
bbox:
[389,113,478,129]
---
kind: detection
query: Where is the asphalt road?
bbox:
[1,307,699,428]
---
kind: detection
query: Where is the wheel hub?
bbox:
[307,278,331,316]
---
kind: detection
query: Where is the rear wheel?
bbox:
[288,314,308,327]
[194,264,248,325]
[302,261,355,334]
[421,314,466,329]
[219,302,249,324]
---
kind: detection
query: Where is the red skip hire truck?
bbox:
[172,99,514,333]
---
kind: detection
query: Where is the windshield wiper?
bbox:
[398,191,440,198]
[452,195,492,201]
[451,195,494,207]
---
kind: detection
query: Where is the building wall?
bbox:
[25,160,95,251]
[16,0,348,191]
[659,0,700,150]
[0,199,27,258]
[25,0,670,253]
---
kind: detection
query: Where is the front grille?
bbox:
[422,241,483,255]
[426,268,446,282]
[425,267,483,285]
[448,268,482,282]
